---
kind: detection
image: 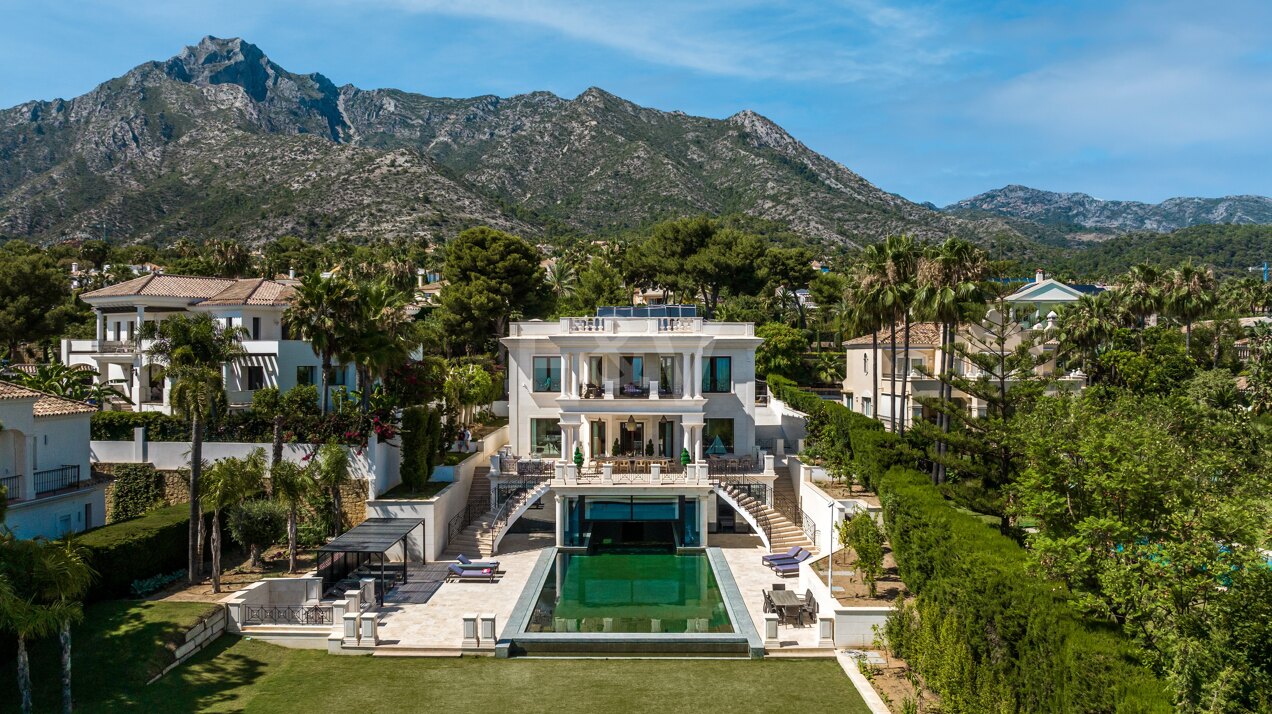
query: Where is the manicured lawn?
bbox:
[149,639,873,713]
[5,600,872,713]
[0,599,218,712]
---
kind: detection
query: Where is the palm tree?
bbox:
[270,460,314,573]
[145,314,246,583]
[1219,276,1264,316]
[313,442,351,536]
[341,281,419,411]
[859,236,919,433]
[1163,261,1217,353]
[914,238,986,483]
[1058,293,1118,383]
[285,274,357,414]
[0,535,95,714]
[203,450,266,593]
[1115,263,1163,349]
[546,260,578,301]
[210,240,252,278]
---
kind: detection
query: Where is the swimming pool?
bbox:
[500,548,762,657]
[527,551,733,634]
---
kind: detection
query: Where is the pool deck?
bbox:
[375,532,824,653]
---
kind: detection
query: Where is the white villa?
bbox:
[490,306,810,553]
[840,270,1098,429]
[0,381,101,539]
[61,274,349,413]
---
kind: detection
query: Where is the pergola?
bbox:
[316,518,423,606]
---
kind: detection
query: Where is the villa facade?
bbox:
[840,271,1097,429]
[61,274,351,413]
[498,306,785,552]
[0,381,101,539]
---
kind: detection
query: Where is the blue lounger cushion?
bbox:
[761,546,802,565]
[456,554,500,570]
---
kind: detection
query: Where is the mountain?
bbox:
[0,36,997,249]
[946,184,1272,233]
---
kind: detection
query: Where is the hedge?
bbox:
[76,504,210,602]
[877,466,1171,712]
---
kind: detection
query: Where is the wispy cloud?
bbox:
[362,0,958,82]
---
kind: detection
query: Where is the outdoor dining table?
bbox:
[767,589,802,624]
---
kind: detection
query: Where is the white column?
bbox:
[681,352,692,399]
[95,312,105,341]
[134,305,145,343]
[554,494,566,545]
[580,353,590,390]
[694,425,703,462]
[694,349,705,398]
[559,351,570,398]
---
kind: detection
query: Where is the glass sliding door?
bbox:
[619,421,646,456]
[658,355,676,396]
[658,419,675,457]
[590,420,607,457]
[619,356,645,397]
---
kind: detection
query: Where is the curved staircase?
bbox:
[441,469,551,559]
[714,480,816,556]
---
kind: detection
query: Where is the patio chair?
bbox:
[761,546,802,566]
[447,563,496,582]
[456,554,500,571]
[762,589,773,613]
[799,589,818,626]
[766,548,811,567]
[771,583,785,591]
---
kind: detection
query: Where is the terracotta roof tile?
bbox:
[32,395,97,417]
[846,322,942,347]
[197,278,295,306]
[0,381,42,401]
[0,381,96,417]
[81,274,237,301]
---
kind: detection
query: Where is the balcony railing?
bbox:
[242,604,333,626]
[1,475,19,501]
[34,465,81,496]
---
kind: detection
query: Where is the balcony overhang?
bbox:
[555,398,707,416]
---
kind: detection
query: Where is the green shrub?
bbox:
[110,463,160,521]
[91,411,186,441]
[400,406,444,490]
[227,500,287,567]
[77,504,210,601]
[129,569,186,597]
[876,466,1171,712]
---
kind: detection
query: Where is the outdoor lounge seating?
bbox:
[770,550,812,576]
[761,547,803,566]
[447,563,497,582]
[767,549,812,568]
[456,554,500,570]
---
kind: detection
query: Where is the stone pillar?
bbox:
[343,612,360,645]
[819,616,835,648]
[694,426,703,463]
[559,352,570,398]
[764,613,780,648]
[601,462,613,484]
[553,460,565,484]
[651,462,662,484]
[359,612,378,645]
[763,454,775,475]
[462,614,480,648]
[479,613,497,644]
[693,349,705,398]
[359,578,376,608]
[95,312,105,342]
[554,494,566,545]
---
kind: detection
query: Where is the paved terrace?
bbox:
[375,532,821,651]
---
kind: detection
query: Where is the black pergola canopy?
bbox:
[317,518,424,605]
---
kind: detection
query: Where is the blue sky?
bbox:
[2,0,1270,206]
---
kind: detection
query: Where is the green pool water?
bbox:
[526,552,734,634]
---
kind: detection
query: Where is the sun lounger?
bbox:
[769,550,812,575]
[456,554,500,570]
[761,546,804,565]
[447,563,496,582]
[767,549,812,567]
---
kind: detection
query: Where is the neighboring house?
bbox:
[61,274,352,413]
[1003,269,1105,329]
[840,271,1096,430]
[0,381,101,539]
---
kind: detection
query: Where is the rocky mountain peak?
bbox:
[728,109,799,152]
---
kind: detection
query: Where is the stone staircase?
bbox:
[441,469,550,559]
[716,480,816,555]
[441,468,493,559]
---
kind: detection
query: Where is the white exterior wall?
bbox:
[502,316,763,460]
[0,403,101,539]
